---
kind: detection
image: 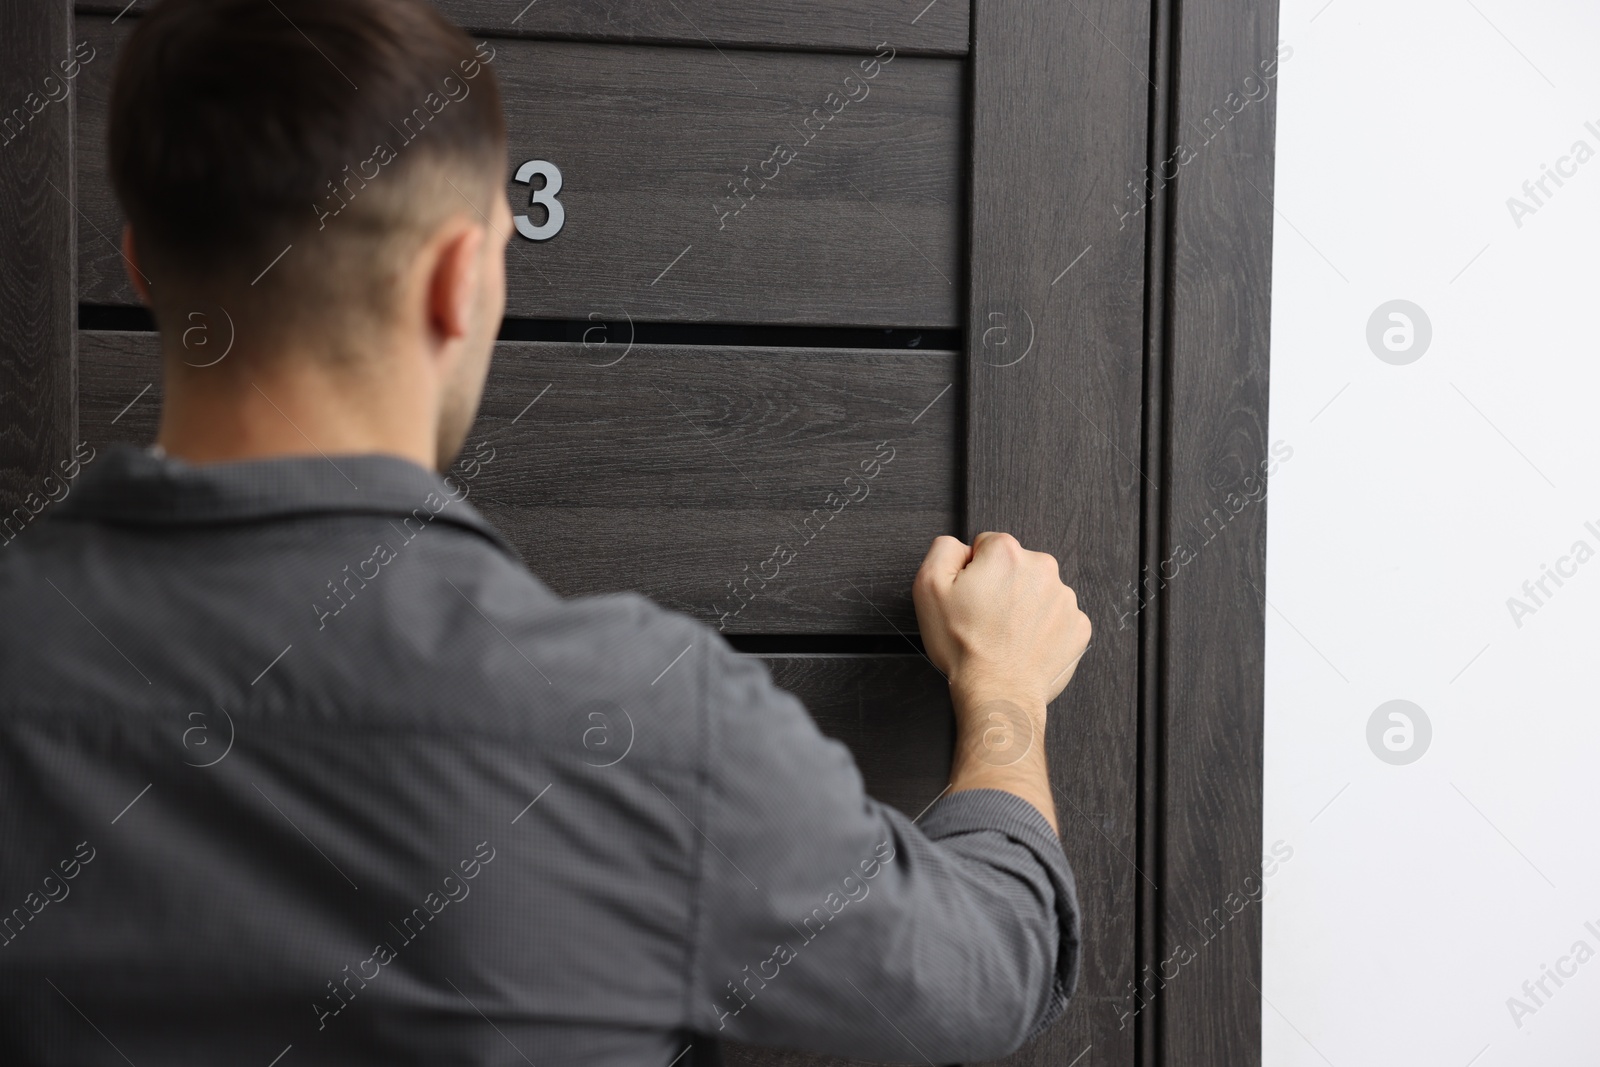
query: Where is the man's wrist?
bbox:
[946,694,1057,832]
[934,662,1062,833]
[950,695,1046,767]
[949,674,1048,725]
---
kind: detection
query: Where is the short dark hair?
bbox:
[109,0,504,318]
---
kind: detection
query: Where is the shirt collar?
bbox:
[54,444,516,556]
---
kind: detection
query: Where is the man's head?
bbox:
[110,0,510,471]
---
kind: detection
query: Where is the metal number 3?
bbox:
[513,159,564,240]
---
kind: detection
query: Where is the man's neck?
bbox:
[155,354,439,471]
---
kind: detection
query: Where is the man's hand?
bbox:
[913,532,1092,711]
[912,533,1092,830]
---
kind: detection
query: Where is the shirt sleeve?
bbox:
[683,634,1081,1062]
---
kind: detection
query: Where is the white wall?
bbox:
[1264,1,1600,1063]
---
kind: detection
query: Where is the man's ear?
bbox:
[426,218,488,350]
[121,225,152,303]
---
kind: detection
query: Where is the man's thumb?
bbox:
[917,535,973,590]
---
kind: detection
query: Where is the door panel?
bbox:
[75,17,963,327]
[79,331,957,633]
[436,0,971,56]
[76,0,973,56]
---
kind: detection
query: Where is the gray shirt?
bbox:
[0,445,1079,1065]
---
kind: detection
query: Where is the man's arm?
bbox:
[916,531,1093,833]
[684,532,1091,1061]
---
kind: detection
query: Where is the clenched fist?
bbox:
[913,533,1091,798]
[913,532,1091,710]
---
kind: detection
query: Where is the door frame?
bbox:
[966,1,1278,1064]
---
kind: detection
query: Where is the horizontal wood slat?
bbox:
[74,1,971,56]
[74,17,962,327]
[78,331,960,633]
[0,0,75,516]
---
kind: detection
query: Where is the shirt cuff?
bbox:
[917,786,1061,854]
[915,787,1082,1045]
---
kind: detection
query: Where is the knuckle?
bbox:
[993,534,1023,557]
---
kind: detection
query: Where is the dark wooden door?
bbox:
[1,1,1279,1064]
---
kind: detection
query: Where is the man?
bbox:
[0,0,1092,1062]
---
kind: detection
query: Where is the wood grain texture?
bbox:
[74,17,962,327]
[1152,2,1279,1065]
[965,2,1152,1066]
[720,1042,912,1067]
[78,331,960,633]
[0,0,76,522]
[75,0,971,56]
[76,331,160,446]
